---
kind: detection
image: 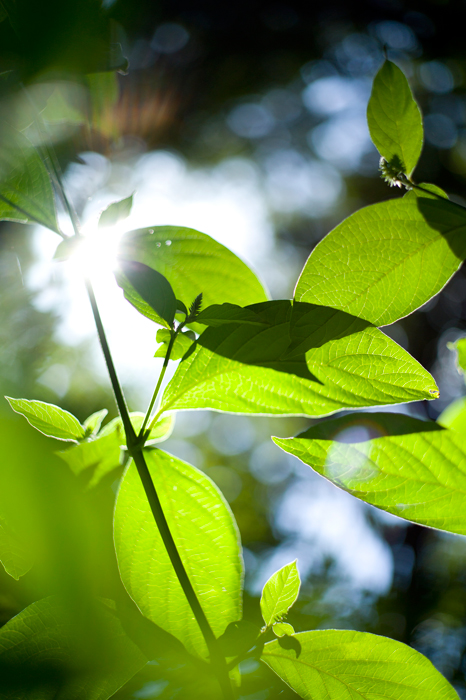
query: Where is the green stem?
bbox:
[139,328,178,438]
[129,447,234,699]
[40,122,233,699]
[85,278,136,442]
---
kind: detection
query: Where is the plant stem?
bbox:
[85,281,233,698]
[85,278,136,443]
[42,126,234,697]
[139,329,178,438]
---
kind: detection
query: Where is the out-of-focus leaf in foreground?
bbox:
[0,596,147,699]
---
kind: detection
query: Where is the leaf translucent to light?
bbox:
[99,193,133,227]
[448,337,466,377]
[294,195,466,326]
[160,301,438,418]
[261,561,300,627]
[0,123,58,232]
[367,60,423,176]
[262,630,458,700]
[0,516,32,580]
[117,226,268,329]
[6,397,85,442]
[114,449,243,658]
[274,412,466,535]
[0,596,147,700]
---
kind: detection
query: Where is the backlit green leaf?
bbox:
[59,412,174,488]
[83,408,108,437]
[160,301,438,418]
[114,449,243,658]
[118,260,177,328]
[0,123,58,232]
[0,516,32,580]
[274,412,466,535]
[294,195,466,326]
[367,60,423,177]
[0,596,147,699]
[261,630,458,700]
[117,226,268,330]
[448,337,466,377]
[260,561,300,627]
[438,396,466,432]
[58,431,123,489]
[154,328,195,361]
[273,622,295,637]
[5,397,85,442]
[98,194,133,228]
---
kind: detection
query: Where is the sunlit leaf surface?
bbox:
[114,449,243,658]
[5,397,85,442]
[262,630,458,700]
[260,561,300,627]
[294,196,466,326]
[161,301,438,418]
[117,225,268,329]
[367,60,423,177]
[274,412,466,535]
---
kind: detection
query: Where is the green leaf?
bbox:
[117,226,268,330]
[0,123,59,233]
[273,622,295,637]
[58,431,123,488]
[114,449,243,658]
[294,195,466,326]
[367,60,423,177]
[0,596,147,699]
[448,337,466,377]
[83,408,108,437]
[154,328,195,361]
[54,236,82,261]
[261,630,458,700]
[260,561,300,627]
[0,516,32,580]
[438,396,466,432]
[59,412,174,487]
[274,411,466,536]
[5,397,85,442]
[160,301,438,418]
[98,194,133,228]
[406,183,449,200]
[118,260,177,328]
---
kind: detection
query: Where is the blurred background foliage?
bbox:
[3,0,466,698]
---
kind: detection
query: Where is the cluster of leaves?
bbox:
[2,58,466,699]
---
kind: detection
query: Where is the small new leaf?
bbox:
[5,397,85,442]
[83,409,108,437]
[187,293,203,323]
[98,194,134,228]
[367,60,423,177]
[273,622,295,638]
[260,561,300,627]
